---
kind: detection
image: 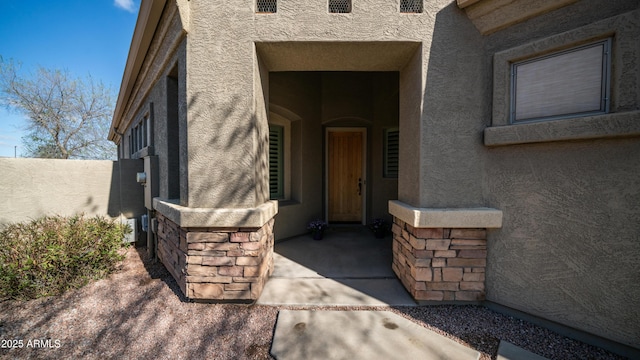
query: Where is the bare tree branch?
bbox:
[0,59,116,159]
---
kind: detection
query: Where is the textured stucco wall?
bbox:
[0,158,144,225]
[116,0,188,206]
[269,72,322,239]
[185,0,483,210]
[186,1,261,208]
[115,0,488,211]
[483,1,640,348]
[419,3,488,208]
[486,138,640,348]
[370,72,400,222]
[139,73,181,201]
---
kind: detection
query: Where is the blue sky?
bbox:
[0,0,139,157]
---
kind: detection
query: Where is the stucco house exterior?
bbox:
[108,0,640,353]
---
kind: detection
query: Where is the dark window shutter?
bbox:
[269,125,284,199]
[384,129,399,178]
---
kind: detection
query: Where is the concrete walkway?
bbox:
[261,227,547,360]
[271,310,481,360]
[261,229,477,359]
[258,227,416,306]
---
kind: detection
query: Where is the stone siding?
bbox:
[156,213,274,301]
[391,217,487,301]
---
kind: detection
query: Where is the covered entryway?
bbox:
[257,42,421,304]
[257,227,415,306]
[268,71,400,239]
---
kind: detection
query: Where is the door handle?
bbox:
[358,178,362,196]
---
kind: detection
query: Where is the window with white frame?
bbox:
[384,128,399,178]
[510,38,611,123]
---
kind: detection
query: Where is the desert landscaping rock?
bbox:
[0,248,626,360]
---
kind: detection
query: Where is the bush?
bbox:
[0,215,130,300]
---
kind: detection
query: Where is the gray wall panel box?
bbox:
[121,218,137,244]
[143,156,159,209]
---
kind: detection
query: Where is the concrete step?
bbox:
[257,277,417,306]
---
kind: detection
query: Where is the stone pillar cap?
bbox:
[154,198,278,228]
[389,200,502,229]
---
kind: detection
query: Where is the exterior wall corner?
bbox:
[155,212,275,302]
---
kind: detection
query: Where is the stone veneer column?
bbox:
[388,200,502,303]
[392,218,487,301]
[156,213,274,301]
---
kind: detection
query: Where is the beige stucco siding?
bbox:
[486,138,640,348]
[0,158,144,225]
[182,0,488,210]
[483,1,640,348]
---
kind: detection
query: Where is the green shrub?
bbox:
[0,214,131,300]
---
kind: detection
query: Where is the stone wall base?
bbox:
[156,213,274,301]
[391,217,487,301]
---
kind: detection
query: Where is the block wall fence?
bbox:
[0,158,144,226]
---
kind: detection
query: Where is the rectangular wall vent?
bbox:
[400,0,423,13]
[257,0,277,13]
[329,0,351,13]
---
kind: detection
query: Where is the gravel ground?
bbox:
[0,247,627,360]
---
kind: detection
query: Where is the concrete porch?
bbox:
[257,226,416,306]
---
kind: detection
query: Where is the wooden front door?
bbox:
[328,129,365,223]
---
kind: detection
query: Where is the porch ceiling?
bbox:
[255,42,421,72]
